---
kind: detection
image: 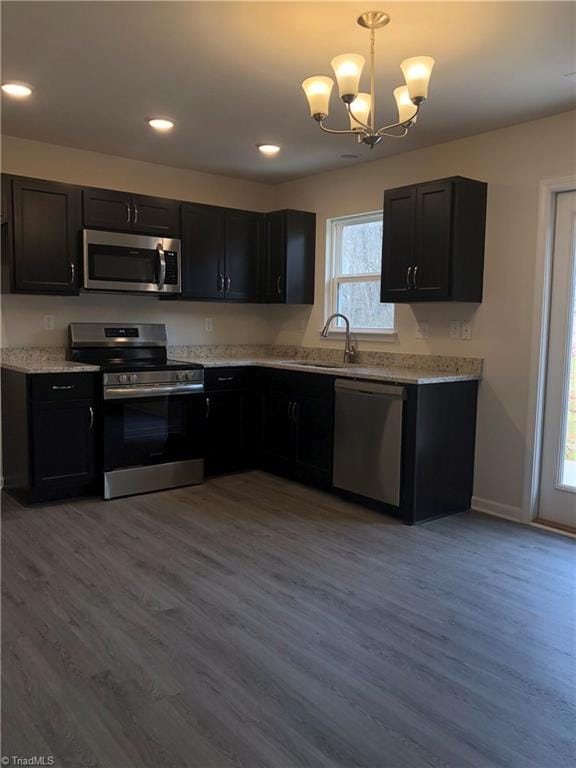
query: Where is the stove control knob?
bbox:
[129,374,138,383]
[176,371,186,382]
[118,374,129,384]
[186,371,197,382]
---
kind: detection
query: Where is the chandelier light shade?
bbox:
[393,86,417,124]
[349,92,371,130]
[400,56,435,102]
[302,76,334,118]
[301,10,435,148]
[331,54,365,101]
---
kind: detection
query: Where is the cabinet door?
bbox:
[294,395,334,479]
[261,390,295,462]
[205,390,256,474]
[83,188,132,230]
[264,211,285,302]
[181,203,225,300]
[224,210,263,301]
[131,194,180,236]
[13,177,81,293]
[31,399,96,490]
[380,187,417,302]
[413,181,452,299]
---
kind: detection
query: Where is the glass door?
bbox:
[539,191,576,529]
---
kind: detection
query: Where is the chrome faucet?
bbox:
[321,313,357,364]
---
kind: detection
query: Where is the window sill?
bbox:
[319,328,398,343]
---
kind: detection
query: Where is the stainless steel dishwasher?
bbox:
[333,379,405,506]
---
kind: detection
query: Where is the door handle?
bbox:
[291,401,298,424]
[126,203,131,224]
[413,265,419,289]
[205,396,210,419]
[88,406,94,430]
[156,244,166,289]
[69,263,76,285]
[406,266,413,290]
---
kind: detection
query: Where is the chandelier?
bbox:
[302,11,434,147]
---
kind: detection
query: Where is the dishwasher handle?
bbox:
[334,379,406,399]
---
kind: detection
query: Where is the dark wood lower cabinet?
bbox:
[1,370,98,504]
[1,365,478,524]
[260,369,335,488]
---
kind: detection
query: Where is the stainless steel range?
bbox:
[69,323,205,500]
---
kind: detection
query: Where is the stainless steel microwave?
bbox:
[83,230,181,294]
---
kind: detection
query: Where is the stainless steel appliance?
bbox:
[333,379,405,506]
[83,230,181,294]
[69,323,204,499]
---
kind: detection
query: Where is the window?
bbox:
[326,212,395,335]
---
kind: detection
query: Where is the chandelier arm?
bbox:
[345,103,372,132]
[377,126,410,139]
[318,118,363,136]
[375,103,421,136]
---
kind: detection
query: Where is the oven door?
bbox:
[103,392,205,498]
[83,230,181,294]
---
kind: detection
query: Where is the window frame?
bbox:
[324,211,397,340]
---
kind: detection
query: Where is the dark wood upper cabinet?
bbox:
[83,188,180,236]
[264,210,315,304]
[380,176,487,303]
[181,202,226,300]
[11,176,81,294]
[224,209,263,302]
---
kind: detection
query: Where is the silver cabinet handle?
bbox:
[291,402,298,424]
[277,275,282,295]
[156,244,166,289]
[225,274,231,293]
[133,204,139,224]
[88,406,94,430]
[126,203,131,224]
[287,400,292,422]
[217,376,234,382]
[217,273,224,293]
[52,384,74,390]
[406,266,413,290]
[413,265,419,289]
[205,396,210,419]
[69,263,76,285]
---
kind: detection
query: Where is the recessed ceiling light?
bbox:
[257,144,281,157]
[148,118,174,131]
[1,82,33,98]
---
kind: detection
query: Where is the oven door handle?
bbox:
[104,382,204,400]
[156,244,166,290]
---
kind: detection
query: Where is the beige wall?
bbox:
[275,110,576,515]
[0,135,307,347]
[3,113,575,516]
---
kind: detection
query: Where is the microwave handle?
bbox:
[156,244,166,289]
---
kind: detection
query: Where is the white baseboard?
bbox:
[471,496,524,523]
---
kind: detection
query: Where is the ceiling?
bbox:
[1,1,575,183]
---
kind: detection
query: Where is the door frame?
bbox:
[523,175,576,523]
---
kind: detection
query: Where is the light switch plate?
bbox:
[449,321,461,339]
[43,315,55,331]
[204,318,213,332]
[461,322,472,340]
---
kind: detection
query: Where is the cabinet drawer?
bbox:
[205,367,251,391]
[30,373,97,402]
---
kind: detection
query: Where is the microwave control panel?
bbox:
[164,251,179,285]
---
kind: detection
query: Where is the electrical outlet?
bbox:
[204,317,213,332]
[43,315,55,331]
[449,321,461,339]
[415,322,429,339]
[461,322,472,340]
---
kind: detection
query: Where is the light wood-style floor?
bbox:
[2,471,575,768]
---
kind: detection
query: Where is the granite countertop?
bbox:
[1,345,482,385]
[182,357,480,384]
